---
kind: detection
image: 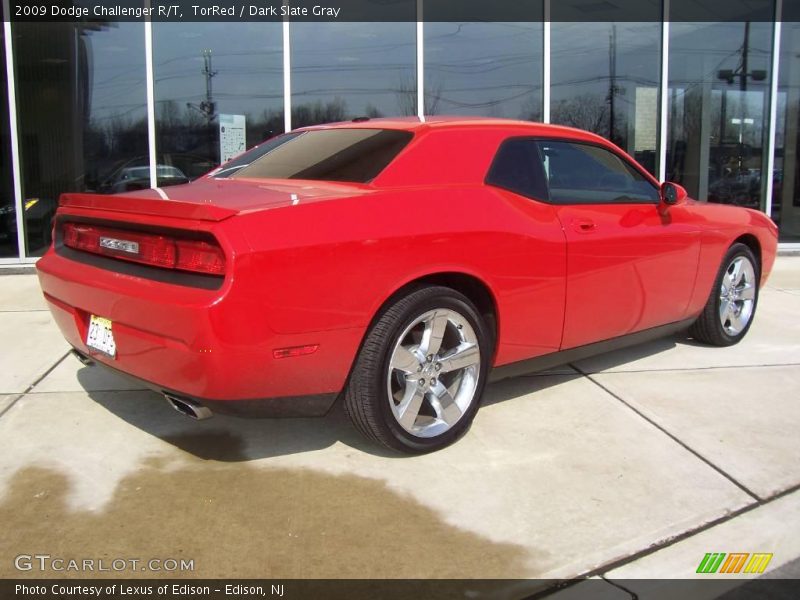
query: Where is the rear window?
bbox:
[216,129,413,183]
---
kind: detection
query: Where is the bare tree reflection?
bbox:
[551,93,611,136]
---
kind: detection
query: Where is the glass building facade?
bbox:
[1,2,798,264]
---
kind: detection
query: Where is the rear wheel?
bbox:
[690,243,759,346]
[344,286,491,453]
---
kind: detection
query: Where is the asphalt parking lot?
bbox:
[1,259,799,593]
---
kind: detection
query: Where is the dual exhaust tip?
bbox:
[164,394,213,420]
[72,349,213,421]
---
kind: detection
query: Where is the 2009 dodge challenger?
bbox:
[37,117,778,453]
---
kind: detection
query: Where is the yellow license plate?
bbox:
[86,315,116,358]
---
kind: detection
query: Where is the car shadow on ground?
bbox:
[79,332,693,462]
[566,332,704,373]
[79,373,387,460]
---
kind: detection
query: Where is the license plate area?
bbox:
[86,315,116,358]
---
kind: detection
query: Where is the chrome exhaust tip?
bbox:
[71,349,95,366]
[164,394,213,420]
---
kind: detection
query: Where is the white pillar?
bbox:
[282,8,292,132]
[3,0,26,259]
[765,0,783,217]
[416,0,425,121]
[144,6,158,190]
[658,0,670,182]
[543,0,551,123]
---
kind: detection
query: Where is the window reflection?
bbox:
[153,23,284,181]
[424,22,543,120]
[12,21,148,257]
[773,22,800,242]
[667,21,771,207]
[551,22,661,176]
[291,22,416,127]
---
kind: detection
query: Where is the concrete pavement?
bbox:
[0,259,798,589]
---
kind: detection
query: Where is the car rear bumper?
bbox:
[36,247,361,410]
[70,347,338,418]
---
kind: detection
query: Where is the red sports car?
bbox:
[36,117,778,453]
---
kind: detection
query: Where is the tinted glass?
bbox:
[229,129,413,183]
[537,141,659,204]
[153,22,285,182]
[424,21,544,120]
[667,20,772,208]
[12,21,148,257]
[551,21,661,176]
[485,139,549,200]
[213,133,301,178]
[773,21,800,242]
[291,22,416,127]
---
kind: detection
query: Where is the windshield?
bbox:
[214,128,413,183]
[119,165,185,180]
[121,167,149,180]
[156,166,185,178]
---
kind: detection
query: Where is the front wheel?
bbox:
[690,243,760,346]
[344,286,492,454]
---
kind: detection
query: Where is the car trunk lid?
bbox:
[59,177,373,222]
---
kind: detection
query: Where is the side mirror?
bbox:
[660,182,688,206]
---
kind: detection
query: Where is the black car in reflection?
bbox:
[0,197,58,251]
[99,165,190,194]
[708,170,761,208]
[1,157,204,255]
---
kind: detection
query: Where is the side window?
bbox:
[536,141,659,204]
[485,138,549,201]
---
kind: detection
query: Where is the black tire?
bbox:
[343,286,492,454]
[690,242,760,346]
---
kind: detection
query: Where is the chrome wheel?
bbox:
[387,308,481,438]
[719,255,756,336]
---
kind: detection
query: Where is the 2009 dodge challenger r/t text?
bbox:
[37,117,778,453]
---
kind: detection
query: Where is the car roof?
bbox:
[298,116,609,144]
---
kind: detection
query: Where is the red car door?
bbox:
[536,140,701,349]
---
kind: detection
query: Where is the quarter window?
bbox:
[537,141,659,204]
[485,139,549,201]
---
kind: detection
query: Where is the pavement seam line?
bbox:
[600,576,638,599]
[23,388,150,395]
[576,363,763,501]
[576,361,800,376]
[527,578,633,600]
[570,362,761,501]
[533,484,800,598]
[766,286,800,294]
[583,481,800,582]
[528,482,800,597]
[0,350,72,419]
[0,394,23,421]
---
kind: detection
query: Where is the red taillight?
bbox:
[174,239,226,275]
[62,222,226,276]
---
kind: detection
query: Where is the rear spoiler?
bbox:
[59,192,237,222]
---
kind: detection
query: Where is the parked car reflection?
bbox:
[0,197,57,250]
[86,154,214,196]
[99,165,190,194]
[708,169,761,209]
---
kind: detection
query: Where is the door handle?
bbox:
[571,218,597,233]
